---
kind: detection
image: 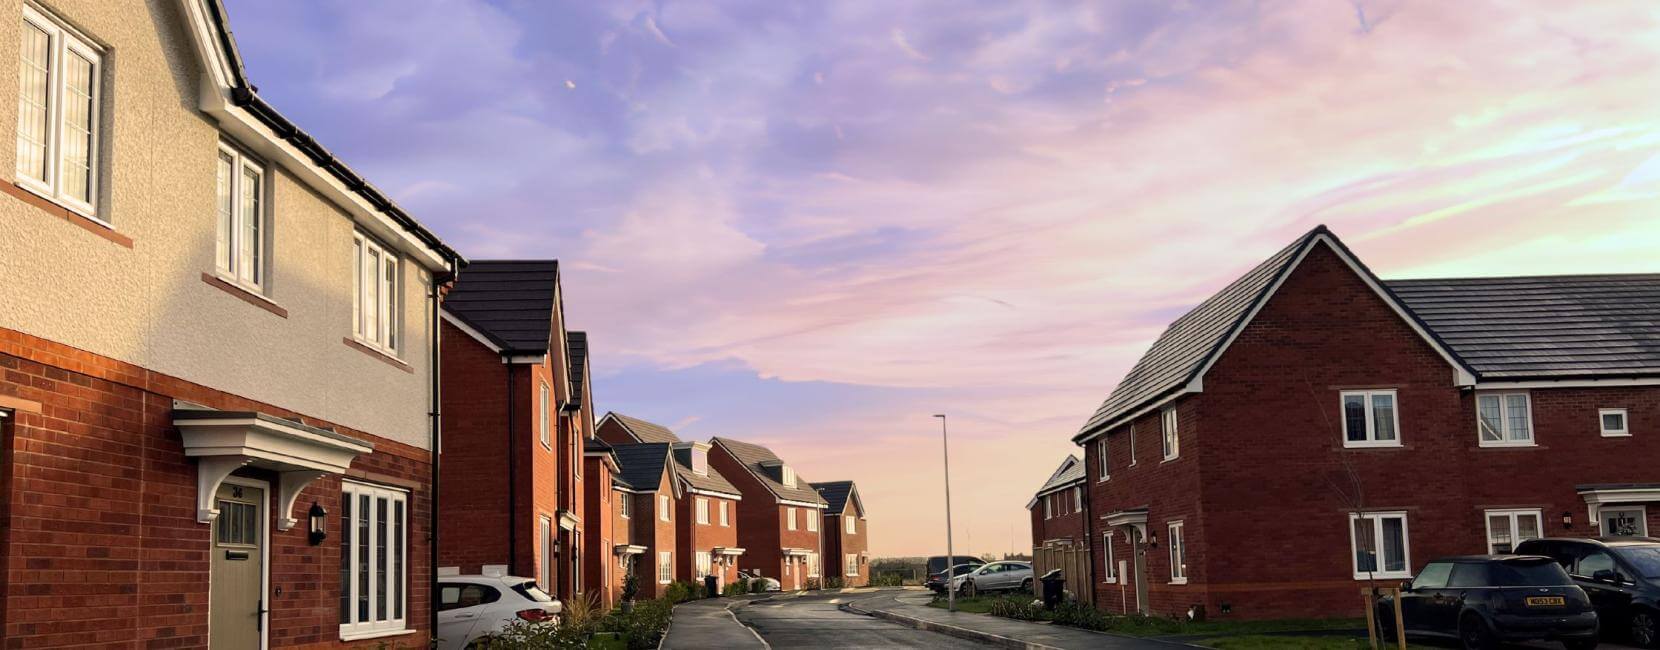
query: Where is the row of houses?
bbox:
[1030,225,1660,621]
[0,1,868,647]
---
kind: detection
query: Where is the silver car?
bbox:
[950,561,1034,597]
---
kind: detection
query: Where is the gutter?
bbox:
[428,264,455,640]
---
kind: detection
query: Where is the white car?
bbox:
[738,570,782,592]
[950,561,1034,597]
[435,574,562,649]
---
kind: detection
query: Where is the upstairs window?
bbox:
[17,5,102,219]
[1128,424,1137,466]
[691,447,708,475]
[719,500,729,527]
[1341,390,1399,447]
[696,497,709,525]
[1097,438,1109,481]
[658,494,669,522]
[845,514,856,535]
[806,510,818,532]
[1161,408,1179,461]
[1072,486,1081,512]
[1477,393,1533,446]
[353,234,399,354]
[780,465,796,487]
[538,382,551,448]
[214,144,265,290]
[618,494,632,519]
[1600,408,1630,437]
[786,507,797,531]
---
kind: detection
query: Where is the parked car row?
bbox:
[1376,537,1660,650]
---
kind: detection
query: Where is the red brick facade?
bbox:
[676,491,741,587]
[0,327,434,648]
[1030,483,1087,548]
[626,472,679,600]
[823,512,869,586]
[1083,242,1660,621]
[708,445,824,591]
[582,451,619,607]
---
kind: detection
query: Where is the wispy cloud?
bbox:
[228,0,1660,556]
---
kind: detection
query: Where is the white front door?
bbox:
[210,478,267,649]
[1601,506,1648,536]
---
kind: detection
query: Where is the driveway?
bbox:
[734,591,996,649]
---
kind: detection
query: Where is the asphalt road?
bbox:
[734,592,996,649]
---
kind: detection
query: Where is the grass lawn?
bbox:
[1109,616,1365,638]
[923,595,1002,614]
[1198,635,1438,649]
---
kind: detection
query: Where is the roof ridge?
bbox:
[1388,272,1660,283]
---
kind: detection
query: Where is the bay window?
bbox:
[340,481,408,638]
[1350,511,1410,579]
[17,5,101,218]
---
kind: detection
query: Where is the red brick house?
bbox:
[813,481,870,586]
[0,1,467,646]
[582,437,623,607]
[597,413,746,589]
[438,261,595,603]
[1076,225,1660,623]
[608,443,680,600]
[710,437,828,590]
[1027,456,1087,549]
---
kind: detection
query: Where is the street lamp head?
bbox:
[933,414,946,419]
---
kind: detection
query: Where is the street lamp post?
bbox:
[934,414,956,613]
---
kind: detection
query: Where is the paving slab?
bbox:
[661,597,769,650]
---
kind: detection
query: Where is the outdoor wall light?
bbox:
[1562,511,1573,529]
[1146,531,1158,548]
[308,502,328,545]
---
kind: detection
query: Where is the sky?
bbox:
[223,0,1660,557]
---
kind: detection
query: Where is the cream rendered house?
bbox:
[0,1,463,647]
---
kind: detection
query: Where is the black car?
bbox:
[1376,555,1598,650]
[925,562,984,594]
[1516,537,1660,647]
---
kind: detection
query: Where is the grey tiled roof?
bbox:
[444,260,559,354]
[1387,274,1660,380]
[811,481,856,514]
[611,443,671,492]
[1074,227,1323,441]
[567,332,588,405]
[605,413,681,444]
[1033,456,1084,497]
[712,437,828,505]
[675,462,742,497]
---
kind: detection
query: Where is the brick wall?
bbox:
[1031,484,1087,547]
[676,491,740,586]
[825,513,870,586]
[0,326,433,648]
[582,455,617,607]
[708,446,788,585]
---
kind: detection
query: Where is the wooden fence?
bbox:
[1032,543,1093,605]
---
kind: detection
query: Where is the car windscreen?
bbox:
[1613,546,1660,578]
[513,581,556,602]
[1488,559,1573,586]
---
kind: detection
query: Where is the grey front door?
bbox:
[211,481,265,649]
[1132,530,1149,615]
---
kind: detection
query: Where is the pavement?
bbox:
[659,596,769,650]
[737,589,992,649]
[841,589,1178,649]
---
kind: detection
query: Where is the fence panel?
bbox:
[1031,544,1093,606]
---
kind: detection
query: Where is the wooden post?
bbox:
[1390,588,1405,650]
[1360,588,1380,650]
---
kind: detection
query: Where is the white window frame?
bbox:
[1103,531,1117,583]
[1043,494,1053,519]
[696,551,712,578]
[658,494,670,522]
[1477,392,1534,447]
[1340,389,1401,448]
[1073,486,1082,512]
[537,516,553,590]
[16,5,102,221]
[1599,505,1648,537]
[214,142,267,291]
[352,233,400,355]
[696,497,710,525]
[339,481,410,639]
[719,500,729,527]
[787,507,798,531]
[807,509,818,532]
[1161,408,1179,461]
[1600,408,1630,437]
[1167,521,1187,584]
[657,551,672,584]
[1483,508,1543,554]
[1348,511,1412,580]
[807,552,820,578]
[1128,424,1137,466]
[845,514,856,535]
[619,494,632,519]
[1097,438,1109,481]
[538,382,551,448]
[845,553,859,577]
[781,465,796,487]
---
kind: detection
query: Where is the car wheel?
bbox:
[1020,577,1033,593]
[1460,614,1496,650]
[961,580,977,598]
[1633,610,1659,648]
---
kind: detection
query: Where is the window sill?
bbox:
[201,273,287,318]
[1169,578,1188,585]
[1601,432,1631,438]
[1161,456,1180,464]
[1,181,131,248]
[1477,441,1537,449]
[343,337,414,374]
[1353,573,1412,581]
[339,628,415,642]
[1103,578,1119,584]
[1342,441,1403,450]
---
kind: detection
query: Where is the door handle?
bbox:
[256,600,268,632]
[455,613,475,619]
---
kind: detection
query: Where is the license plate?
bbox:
[1525,596,1565,606]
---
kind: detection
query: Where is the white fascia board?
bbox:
[1076,389,1191,445]
[1476,377,1660,390]
[779,498,827,509]
[441,311,502,353]
[684,485,743,501]
[505,354,548,365]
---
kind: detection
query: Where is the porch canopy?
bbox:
[713,546,746,556]
[1579,483,1660,535]
[174,401,372,530]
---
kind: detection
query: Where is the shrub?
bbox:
[805,577,822,591]
[723,579,750,597]
[988,596,1045,622]
[596,598,673,650]
[1049,601,1112,631]
[664,580,705,603]
[822,576,845,590]
[870,573,904,587]
[621,573,639,603]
